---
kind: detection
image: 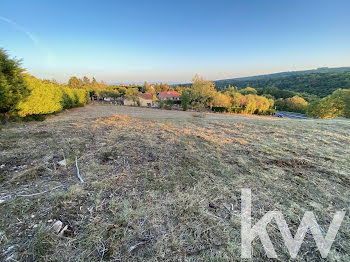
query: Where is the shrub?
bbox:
[74,88,89,105]
[60,86,77,108]
[16,75,89,118]
[17,75,62,117]
[213,92,231,108]
[212,106,227,112]
[228,106,244,113]
[180,91,191,111]
[164,99,174,110]
[61,90,74,109]
[257,108,275,115]
[157,99,165,109]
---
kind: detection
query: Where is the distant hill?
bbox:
[214,67,350,97]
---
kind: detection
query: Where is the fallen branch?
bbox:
[75,156,84,183]
[17,185,63,197]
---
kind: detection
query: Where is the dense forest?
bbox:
[214,68,350,97]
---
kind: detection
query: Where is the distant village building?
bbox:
[157,91,180,101]
[139,93,154,107]
[124,93,154,107]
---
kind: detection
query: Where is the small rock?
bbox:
[51,220,63,234]
[57,159,67,167]
[0,199,5,205]
[0,164,5,168]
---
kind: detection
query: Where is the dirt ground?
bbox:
[0,104,349,261]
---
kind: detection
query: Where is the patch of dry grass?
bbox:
[0,104,349,261]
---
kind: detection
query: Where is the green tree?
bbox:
[99,80,107,88]
[264,86,279,97]
[154,84,162,94]
[68,76,83,89]
[239,86,257,95]
[0,49,29,114]
[213,92,231,107]
[307,89,350,118]
[91,77,100,88]
[144,81,155,94]
[255,95,273,114]
[180,91,191,111]
[228,92,245,107]
[125,88,139,105]
[82,76,91,86]
[341,90,350,118]
[285,96,309,113]
[307,97,339,119]
[243,94,257,114]
[191,74,216,109]
[99,90,120,101]
[117,86,127,95]
[160,83,169,92]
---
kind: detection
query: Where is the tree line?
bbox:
[176,76,350,119]
[1,48,349,120]
[176,75,275,115]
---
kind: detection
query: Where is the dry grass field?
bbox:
[0,104,349,261]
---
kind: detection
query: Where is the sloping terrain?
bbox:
[0,105,349,261]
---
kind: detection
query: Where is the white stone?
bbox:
[51,220,63,234]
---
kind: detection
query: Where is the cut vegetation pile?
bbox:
[0,105,349,261]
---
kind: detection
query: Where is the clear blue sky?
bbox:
[1,0,350,84]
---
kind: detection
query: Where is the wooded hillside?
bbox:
[214,68,350,97]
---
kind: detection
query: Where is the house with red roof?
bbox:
[157,91,180,101]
